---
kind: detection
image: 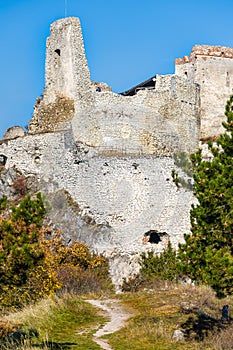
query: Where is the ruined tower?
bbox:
[29,17,92,133]
[45,17,91,100]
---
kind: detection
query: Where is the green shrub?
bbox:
[140,241,180,282]
[0,196,7,211]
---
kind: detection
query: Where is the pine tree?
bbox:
[178,96,233,298]
[0,193,46,288]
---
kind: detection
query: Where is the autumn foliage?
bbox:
[0,193,110,310]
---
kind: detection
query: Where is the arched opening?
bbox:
[0,154,7,166]
[34,156,41,164]
[55,49,61,56]
[143,230,168,244]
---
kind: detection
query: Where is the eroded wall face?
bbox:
[72,75,200,155]
[0,132,193,280]
[0,132,194,285]
[195,56,233,138]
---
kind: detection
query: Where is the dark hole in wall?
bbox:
[34,156,41,164]
[144,230,167,244]
[0,154,7,166]
[55,49,61,56]
[132,162,139,169]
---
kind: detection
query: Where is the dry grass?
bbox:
[106,281,233,350]
[211,324,233,349]
[1,282,233,349]
[2,293,106,350]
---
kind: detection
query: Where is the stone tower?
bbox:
[175,45,233,139]
[45,17,91,100]
[29,17,92,133]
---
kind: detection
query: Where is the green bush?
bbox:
[139,241,180,282]
[0,194,45,288]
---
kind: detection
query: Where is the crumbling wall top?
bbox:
[175,45,233,65]
[50,17,81,33]
[4,126,25,140]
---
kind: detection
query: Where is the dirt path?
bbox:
[86,299,132,350]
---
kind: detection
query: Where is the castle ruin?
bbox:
[1,17,233,286]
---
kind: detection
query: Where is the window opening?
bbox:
[55,49,61,56]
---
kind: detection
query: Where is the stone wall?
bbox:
[29,96,74,133]
[72,74,200,155]
[28,18,233,146]
[0,131,193,286]
[45,17,92,101]
[175,45,233,138]
[0,131,192,243]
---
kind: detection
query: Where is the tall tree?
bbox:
[0,193,46,288]
[178,96,233,298]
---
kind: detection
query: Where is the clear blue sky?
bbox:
[1,0,233,137]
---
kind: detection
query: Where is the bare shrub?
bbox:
[12,176,27,196]
[122,275,145,292]
[57,266,112,294]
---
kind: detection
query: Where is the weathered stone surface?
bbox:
[4,126,25,140]
[0,130,192,286]
[29,95,74,133]
[29,17,92,134]
[29,17,200,155]
[72,75,200,155]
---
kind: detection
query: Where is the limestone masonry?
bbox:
[1,17,233,286]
